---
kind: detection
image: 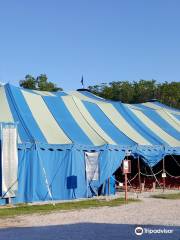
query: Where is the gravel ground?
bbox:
[0,190,180,240]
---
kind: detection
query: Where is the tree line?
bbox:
[19,75,180,109]
[88,80,180,109]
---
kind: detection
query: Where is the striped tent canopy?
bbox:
[0,83,179,166]
[0,83,180,204]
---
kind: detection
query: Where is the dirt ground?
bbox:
[0,190,180,240]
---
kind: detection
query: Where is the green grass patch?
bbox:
[0,198,139,218]
[152,192,180,200]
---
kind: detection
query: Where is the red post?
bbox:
[125,173,128,202]
[123,158,131,203]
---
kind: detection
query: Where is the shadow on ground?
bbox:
[0,223,179,240]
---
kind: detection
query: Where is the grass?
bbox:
[0,198,139,218]
[152,192,180,200]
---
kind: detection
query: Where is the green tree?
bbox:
[19,75,37,90]
[108,81,135,102]
[19,74,63,92]
[88,80,180,109]
[133,80,157,103]
[156,82,180,109]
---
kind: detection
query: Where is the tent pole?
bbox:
[108,177,110,195]
[125,172,128,202]
[163,156,166,192]
[86,178,88,198]
[138,156,142,193]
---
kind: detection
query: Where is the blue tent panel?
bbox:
[43,96,93,145]
[84,101,135,146]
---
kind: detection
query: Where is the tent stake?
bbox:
[138,156,142,193]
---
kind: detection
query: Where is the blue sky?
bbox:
[0,0,179,90]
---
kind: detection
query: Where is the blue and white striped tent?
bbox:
[0,83,179,204]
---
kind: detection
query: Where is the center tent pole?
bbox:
[137,156,142,193]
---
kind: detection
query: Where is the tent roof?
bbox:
[0,84,179,147]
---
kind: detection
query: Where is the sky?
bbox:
[0,0,180,90]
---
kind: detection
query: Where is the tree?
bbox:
[19,75,37,90]
[133,80,157,103]
[108,81,135,102]
[88,80,180,109]
[156,82,180,109]
[19,74,63,92]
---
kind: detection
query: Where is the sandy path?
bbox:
[0,197,180,228]
[0,194,180,240]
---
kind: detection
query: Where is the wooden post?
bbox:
[138,156,142,193]
[123,156,131,203]
[163,157,166,192]
[125,173,128,202]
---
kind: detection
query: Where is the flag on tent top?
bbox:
[81,75,84,88]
